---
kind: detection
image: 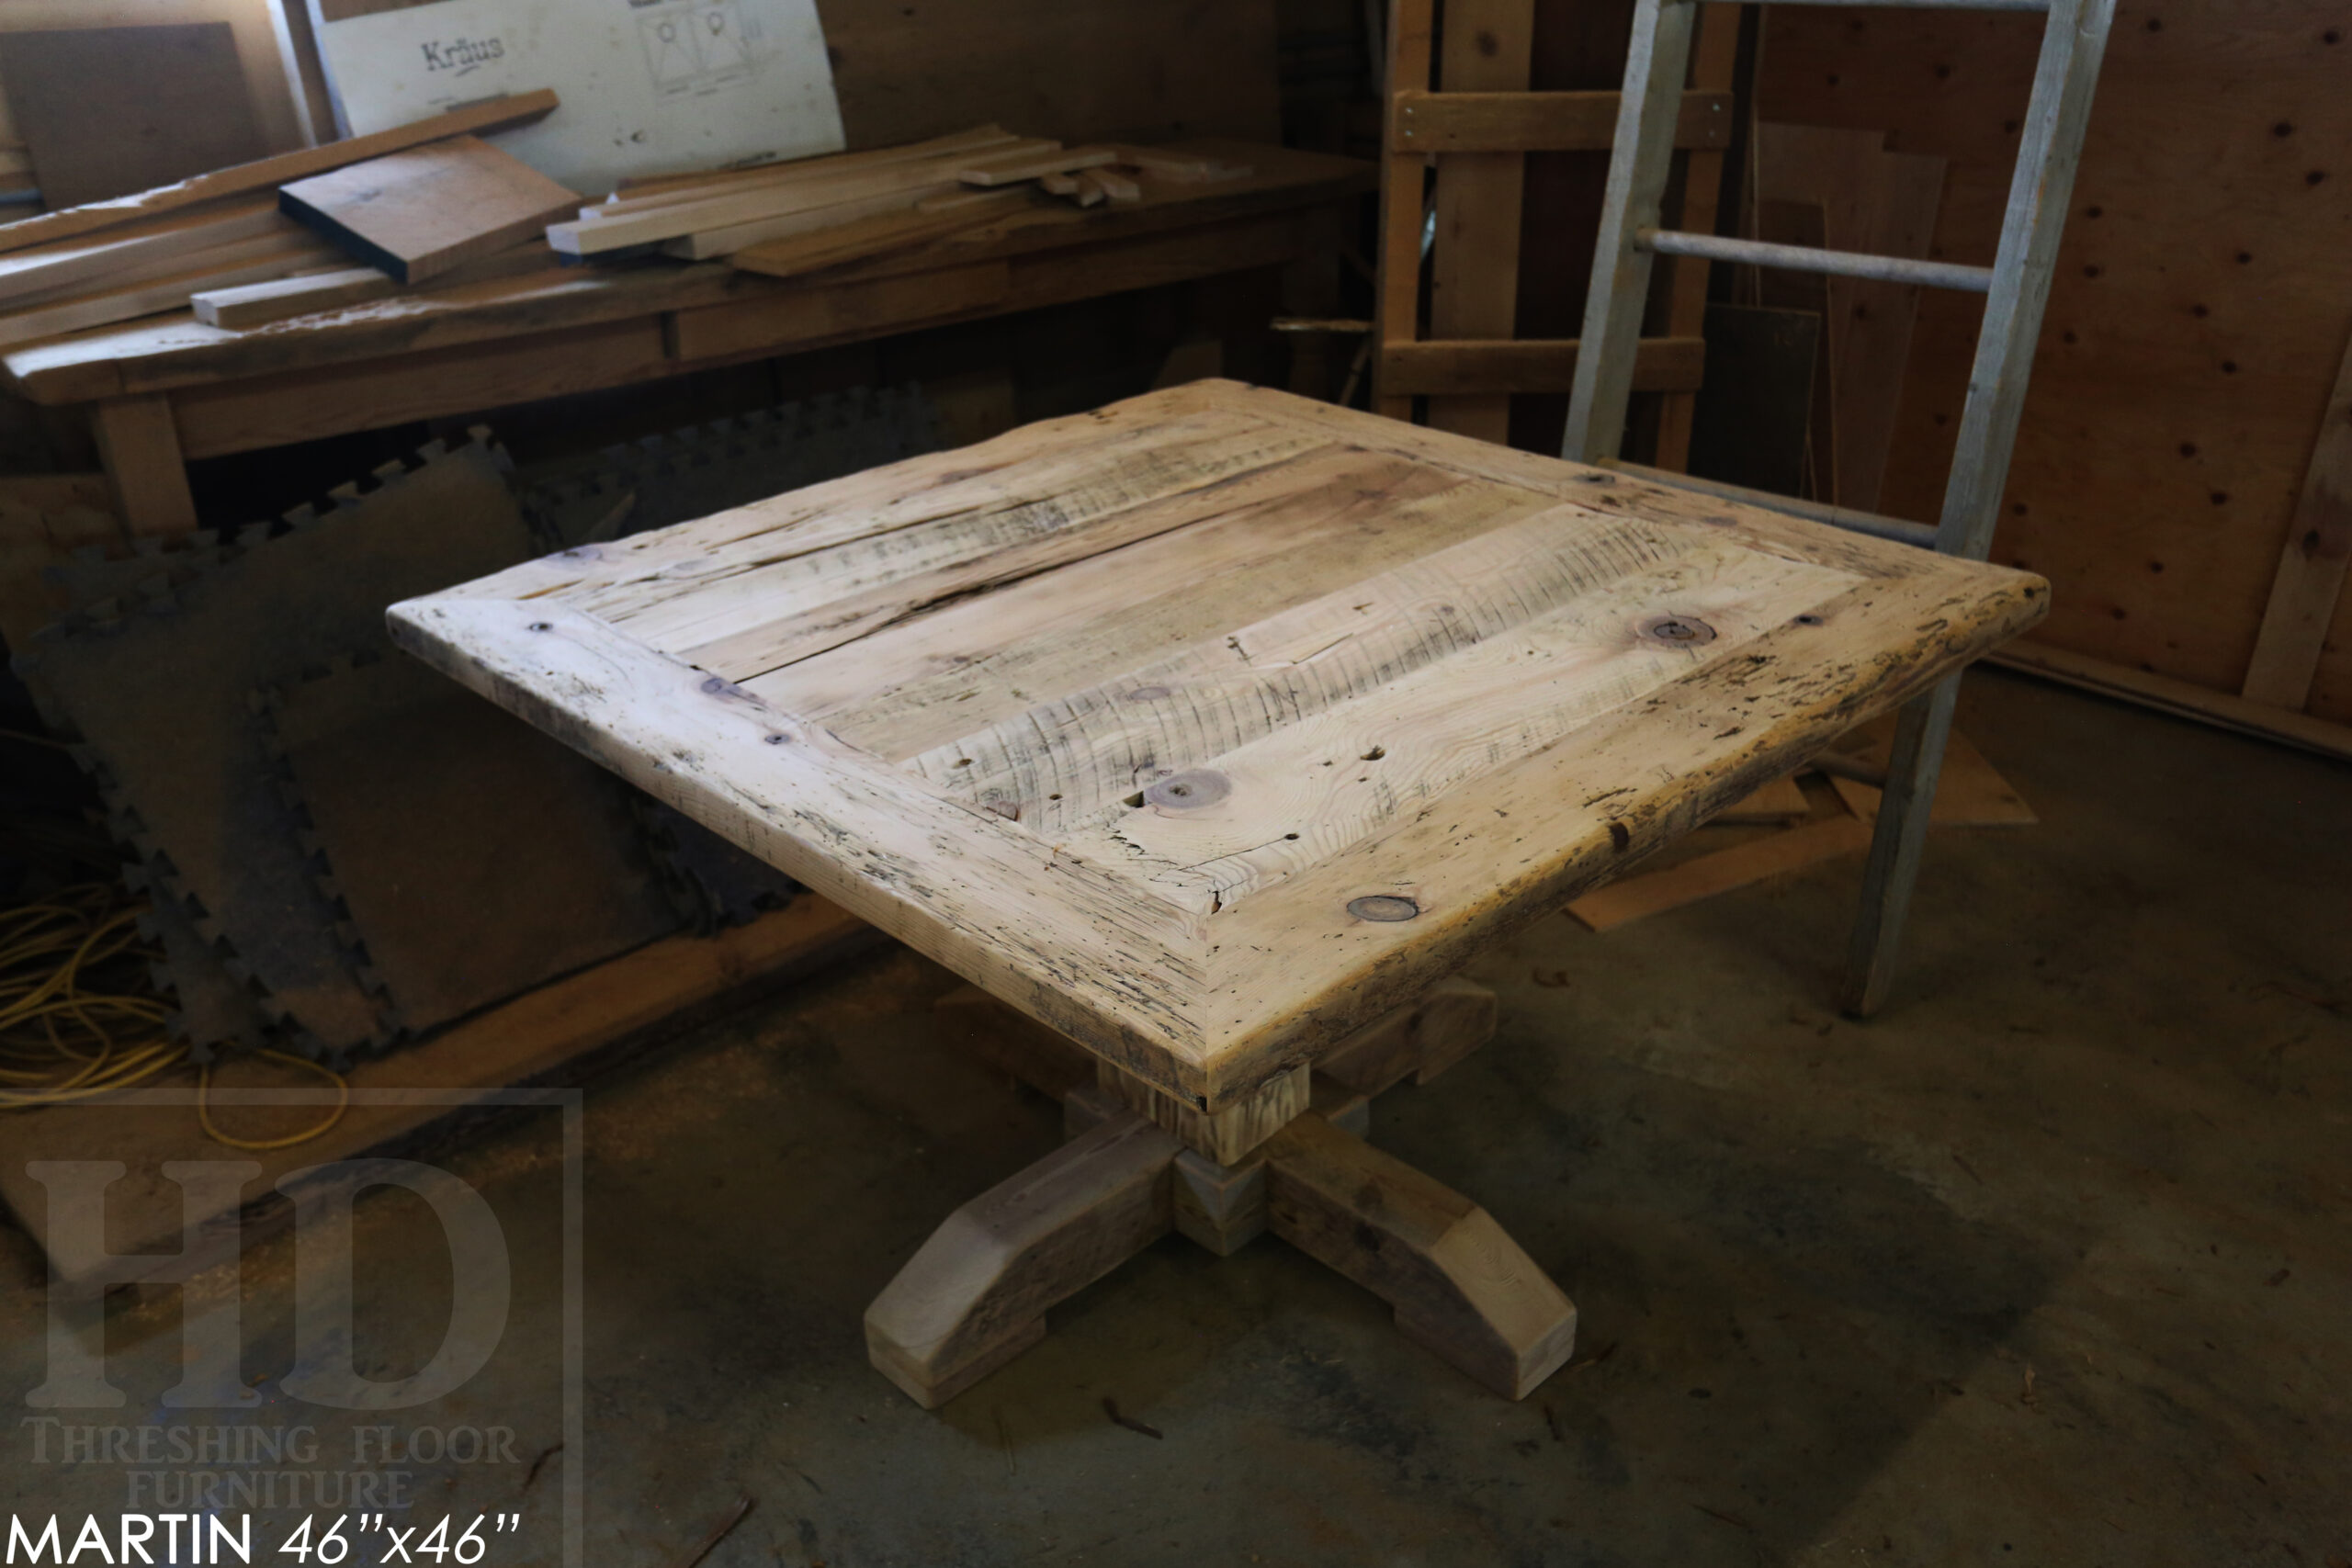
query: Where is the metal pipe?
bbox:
[1636,229,1996,292]
[1599,459,1942,548]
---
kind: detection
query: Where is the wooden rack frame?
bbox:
[1372,0,1741,465]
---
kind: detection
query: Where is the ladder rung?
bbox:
[1638,230,1996,293]
[1693,0,2048,10]
[1599,460,1939,550]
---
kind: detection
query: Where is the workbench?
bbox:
[0,141,1365,536]
[390,379,2046,1407]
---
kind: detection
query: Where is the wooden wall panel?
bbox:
[816,0,1282,150]
[1759,1,2352,724]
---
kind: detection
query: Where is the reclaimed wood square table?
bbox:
[391,380,2046,1406]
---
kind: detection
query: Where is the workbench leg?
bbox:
[863,1110,1182,1409]
[1840,672,1962,1017]
[1263,1111,1577,1400]
[91,394,198,536]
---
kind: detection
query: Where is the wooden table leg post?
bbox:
[91,394,199,536]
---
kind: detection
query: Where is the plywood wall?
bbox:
[817,0,1281,149]
[0,0,306,156]
[1759,0,2352,726]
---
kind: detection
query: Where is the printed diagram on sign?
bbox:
[638,1,761,95]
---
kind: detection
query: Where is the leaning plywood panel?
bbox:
[0,26,265,208]
[308,0,843,195]
[280,136,578,283]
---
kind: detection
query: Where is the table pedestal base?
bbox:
[865,985,1577,1407]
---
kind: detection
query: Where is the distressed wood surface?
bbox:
[863,1108,1182,1407]
[1264,1109,1577,1399]
[391,380,2046,1109]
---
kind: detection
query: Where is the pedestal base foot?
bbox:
[1263,1112,1576,1399]
[863,1109,1182,1408]
[880,977,1567,1404]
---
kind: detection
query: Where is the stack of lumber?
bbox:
[0,90,558,347]
[548,126,1252,279]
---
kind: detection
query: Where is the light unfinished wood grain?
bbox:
[0,91,559,259]
[1264,1110,1577,1398]
[189,244,560,330]
[390,380,2047,1110]
[1100,1058,1306,1164]
[0,197,284,307]
[608,126,1023,201]
[278,137,578,285]
[0,231,340,349]
[863,1107,1182,1407]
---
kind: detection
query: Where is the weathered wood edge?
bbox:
[1186,564,2047,1103]
[384,596,1226,1105]
[1171,379,2046,595]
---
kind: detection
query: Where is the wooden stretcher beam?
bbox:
[1380,335,1704,398]
[1392,87,1732,152]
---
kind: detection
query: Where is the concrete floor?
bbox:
[5,669,2348,1566]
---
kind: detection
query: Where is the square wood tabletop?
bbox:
[390,380,2046,1111]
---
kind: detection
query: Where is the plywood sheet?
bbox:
[815,0,1280,150]
[1758,3,2352,725]
[0,25,265,208]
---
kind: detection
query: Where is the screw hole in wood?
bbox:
[1347,895,1419,922]
[1636,614,1716,647]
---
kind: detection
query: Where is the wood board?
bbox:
[389,380,2048,1110]
[0,89,557,258]
[1566,813,1876,931]
[0,197,288,310]
[0,231,342,350]
[188,243,561,329]
[1425,0,1535,446]
[0,26,266,209]
[1825,719,2036,828]
[278,136,578,283]
[0,141,1363,410]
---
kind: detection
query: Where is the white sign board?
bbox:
[310,0,847,196]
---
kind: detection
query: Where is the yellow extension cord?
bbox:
[0,883,346,1149]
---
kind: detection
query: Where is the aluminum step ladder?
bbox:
[1562,0,2117,1015]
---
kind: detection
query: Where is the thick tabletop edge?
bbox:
[385,592,1239,1105]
